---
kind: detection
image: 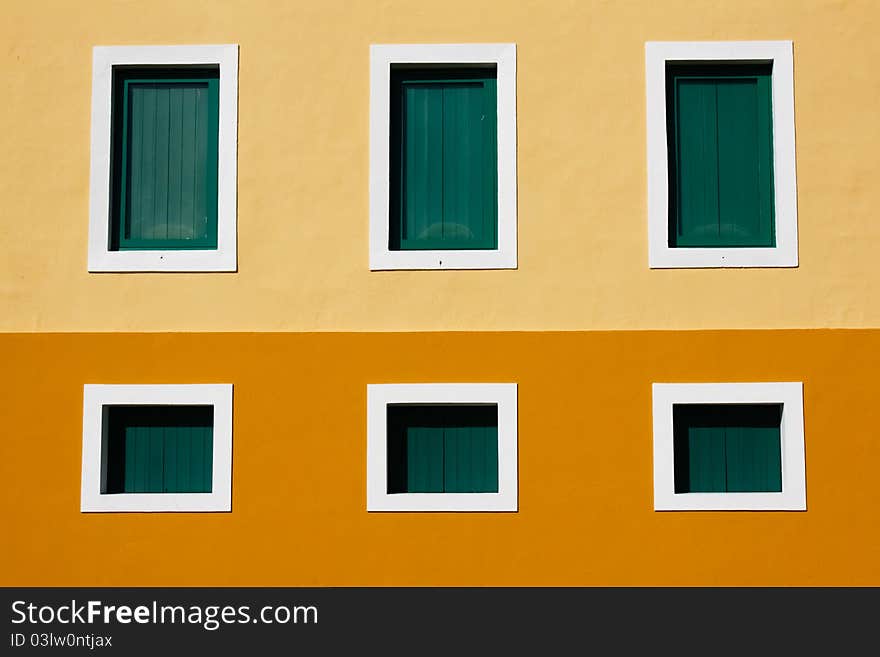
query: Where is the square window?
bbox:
[646,41,797,268]
[370,44,517,270]
[652,383,806,511]
[367,384,517,511]
[88,45,238,272]
[81,384,233,512]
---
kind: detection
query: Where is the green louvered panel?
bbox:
[443,423,498,493]
[105,406,213,494]
[673,404,782,493]
[387,405,498,493]
[667,64,775,247]
[725,425,782,492]
[685,426,728,492]
[389,68,497,250]
[406,426,445,493]
[111,68,219,250]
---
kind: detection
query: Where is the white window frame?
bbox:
[645,41,797,268]
[81,384,233,512]
[367,383,517,511]
[369,43,517,270]
[652,382,805,511]
[88,45,239,272]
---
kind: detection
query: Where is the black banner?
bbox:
[1,588,876,654]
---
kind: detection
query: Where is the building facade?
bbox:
[2,0,879,585]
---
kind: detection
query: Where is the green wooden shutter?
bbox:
[390,68,497,251]
[386,405,498,493]
[684,426,728,492]
[725,425,782,492]
[111,68,219,250]
[105,406,213,493]
[673,404,782,493]
[667,63,775,248]
[443,421,498,493]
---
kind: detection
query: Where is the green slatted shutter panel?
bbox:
[442,407,498,493]
[105,406,213,493]
[386,405,498,493]
[407,423,445,493]
[673,404,783,493]
[390,68,497,251]
[686,426,727,493]
[667,64,775,248]
[725,424,783,492]
[111,68,219,250]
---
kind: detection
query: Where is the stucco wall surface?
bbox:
[1,1,879,331]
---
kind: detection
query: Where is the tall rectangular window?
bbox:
[111,68,220,250]
[88,45,238,272]
[645,41,797,268]
[667,64,774,248]
[369,44,517,270]
[390,68,497,251]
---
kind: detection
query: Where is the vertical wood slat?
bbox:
[135,426,149,493]
[179,87,197,242]
[164,425,178,493]
[444,424,459,492]
[667,63,775,248]
[198,425,214,493]
[482,78,498,249]
[177,424,192,493]
[111,68,219,250]
[755,73,775,245]
[148,425,164,492]
[166,87,182,241]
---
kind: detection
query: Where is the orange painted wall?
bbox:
[2,331,878,586]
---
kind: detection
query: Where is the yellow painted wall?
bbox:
[2,330,879,586]
[2,1,880,332]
